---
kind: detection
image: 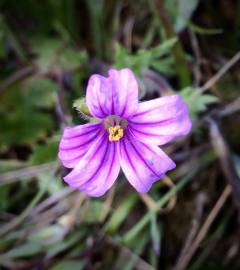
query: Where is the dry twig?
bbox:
[207,117,240,210]
[200,51,240,92]
[139,175,177,213]
[0,162,58,184]
[0,66,35,94]
[175,185,232,270]
[175,193,207,269]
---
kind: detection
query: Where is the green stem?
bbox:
[122,171,194,244]
[122,151,216,244]
[0,187,46,237]
[154,0,191,87]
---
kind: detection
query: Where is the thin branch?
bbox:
[139,193,158,210]
[200,51,240,92]
[0,162,58,185]
[106,237,155,270]
[219,97,240,117]
[189,28,201,87]
[0,66,35,94]
[175,193,207,269]
[56,70,71,126]
[99,186,115,222]
[29,187,73,217]
[160,175,177,213]
[0,187,46,236]
[175,185,232,270]
[154,0,191,87]
[139,175,177,213]
[207,117,240,210]
[59,193,86,231]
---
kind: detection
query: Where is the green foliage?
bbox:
[150,212,161,255]
[190,23,223,35]
[0,107,53,147]
[0,186,11,210]
[0,15,26,61]
[28,224,66,245]
[24,77,58,108]
[165,0,199,32]
[0,16,7,59]
[80,200,104,223]
[0,78,58,147]
[0,243,43,261]
[31,38,88,73]
[85,0,105,58]
[114,38,177,77]
[181,87,219,121]
[30,136,59,165]
[38,171,63,195]
[46,230,87,259]
[0,159,25,173]
[50,260,86,270]
[105,194,138,234]
[73,97,91,116]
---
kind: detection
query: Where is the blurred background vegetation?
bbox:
[0,0,240,269]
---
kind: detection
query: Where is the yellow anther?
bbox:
[108,125,124,142]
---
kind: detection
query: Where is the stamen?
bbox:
[108,125,124,141]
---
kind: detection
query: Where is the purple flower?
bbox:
[58,68,192,197]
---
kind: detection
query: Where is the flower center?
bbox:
[104,115,128,142]
[108,125,124,141]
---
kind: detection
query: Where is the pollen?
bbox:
[108,125,124,141]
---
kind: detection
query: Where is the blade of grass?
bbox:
[105,194,138,234]
[150,212,161,256]
[0,186,46,237]
[122,170,195,244]
[122,151,216,244]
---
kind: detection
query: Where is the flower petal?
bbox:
[129,95,192,145]
[58,122,103,168]
[118,131,176,193]
[86,68,138,118]
[63,133,120,197]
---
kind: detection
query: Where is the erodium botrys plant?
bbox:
[58,68,192,197]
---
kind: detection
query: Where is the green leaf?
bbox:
[23,78,58,108]
[59,47,87,71]
[190,23,223,35]
[0,109,53,147]
[30,136,59,165]
[0,79,56,147]
[0,185,11,210]
[80,200,103,223]
[114,38,177,77]
[180,87,219,121]
[115,231,149,270]
[105,194,138,234]
[31,38,87,73]
[49,260,86,270]
[0,159,26,173]
[150,212,161,255]
[38,171,63,195]
[123,168,201,244]
[0,243,43,261]
[46,230,86,259]
[28,225,66,245]
[165,0,199,32]
[73,97,91,116]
